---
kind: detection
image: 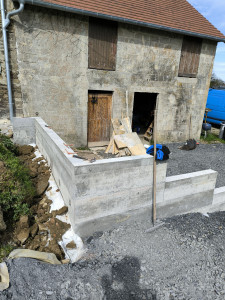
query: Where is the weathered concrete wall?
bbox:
[13,117,222,237]
[0,0,23,119]
[12,6,88,144]
[13,117,36,144]
[10,5,216,145]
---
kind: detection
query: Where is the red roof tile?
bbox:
[31,0,225,41]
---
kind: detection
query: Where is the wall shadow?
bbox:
[101,256,157,299]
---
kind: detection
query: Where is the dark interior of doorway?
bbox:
[132,92,157,134]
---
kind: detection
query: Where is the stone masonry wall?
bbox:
[11,5,216,145]
[0,0,23,119]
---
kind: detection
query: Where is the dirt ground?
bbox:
[0,145,70,262]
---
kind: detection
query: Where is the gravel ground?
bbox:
[1,128,225,299]
[1,211,225,300]
[166,143,225,188]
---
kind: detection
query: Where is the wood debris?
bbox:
[144,122,153,142]
[105,118,146,156]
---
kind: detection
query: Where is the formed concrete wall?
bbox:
[159,170,217,218]
[32,118,167,236]
[8,5,216,146]
[13,117,223,237]
[191,186,225,214]
[13,117,36,145]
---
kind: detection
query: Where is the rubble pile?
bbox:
[1,144,73,262]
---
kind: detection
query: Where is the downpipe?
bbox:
[0,0,24,122]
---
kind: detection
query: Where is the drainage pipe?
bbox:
[0,0,24,122]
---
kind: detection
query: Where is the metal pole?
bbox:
[0,0,24,122]
[1,0,13,121]
[153,109,157,225]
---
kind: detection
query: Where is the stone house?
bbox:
[1,0,225,146]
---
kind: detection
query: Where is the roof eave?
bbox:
[16,0,225,43]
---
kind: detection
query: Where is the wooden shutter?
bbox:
[88,18,117,70]
[178,36,202,78]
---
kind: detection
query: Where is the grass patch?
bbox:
[200,132,225,144]
[76,146,90,151]
[0,134,35,221]
[0,244,15,263]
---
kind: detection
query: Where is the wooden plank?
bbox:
[112,118,125,135]
[88,141,109,147]
[114,142,119,155]
[118,148,127,156]
[114,132,141,147]
[114,133,146,155]
[191,41,201,75]
[121,117,132,133]
[114,137,127,149]
[129,144,147,156]
[112,140,119,155]
[125,148,132,156]
[105,136,114,153]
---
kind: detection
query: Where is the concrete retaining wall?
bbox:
[190,186,225,214]
[13,117,36,145]
[160,170,217,218]
[33,117,167,236]
[13,117,224,237]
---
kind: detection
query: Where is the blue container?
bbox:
[203,89,225,125]
[202,123,211,131]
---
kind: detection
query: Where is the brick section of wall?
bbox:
[12,5,216,145]
[0,0,23,119]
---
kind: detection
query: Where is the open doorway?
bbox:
[132,92,157,135]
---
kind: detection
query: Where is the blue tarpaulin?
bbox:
[146,144,164,160]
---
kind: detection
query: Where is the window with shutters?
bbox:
[88,17,117,70]
[178,36,202,78]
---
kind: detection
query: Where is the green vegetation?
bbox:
[210,72,225,89]
[0,244,14,263]
[200,132,225,144]
[76,146,90,151]
[0,133,35,221]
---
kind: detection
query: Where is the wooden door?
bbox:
[88,92,112,146]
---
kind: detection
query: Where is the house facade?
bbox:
[1,0,225,146]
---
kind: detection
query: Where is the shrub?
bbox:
[0,134,35,221]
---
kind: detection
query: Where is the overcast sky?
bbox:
[187,0,225,80]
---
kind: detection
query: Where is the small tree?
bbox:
[210,72,225,88]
